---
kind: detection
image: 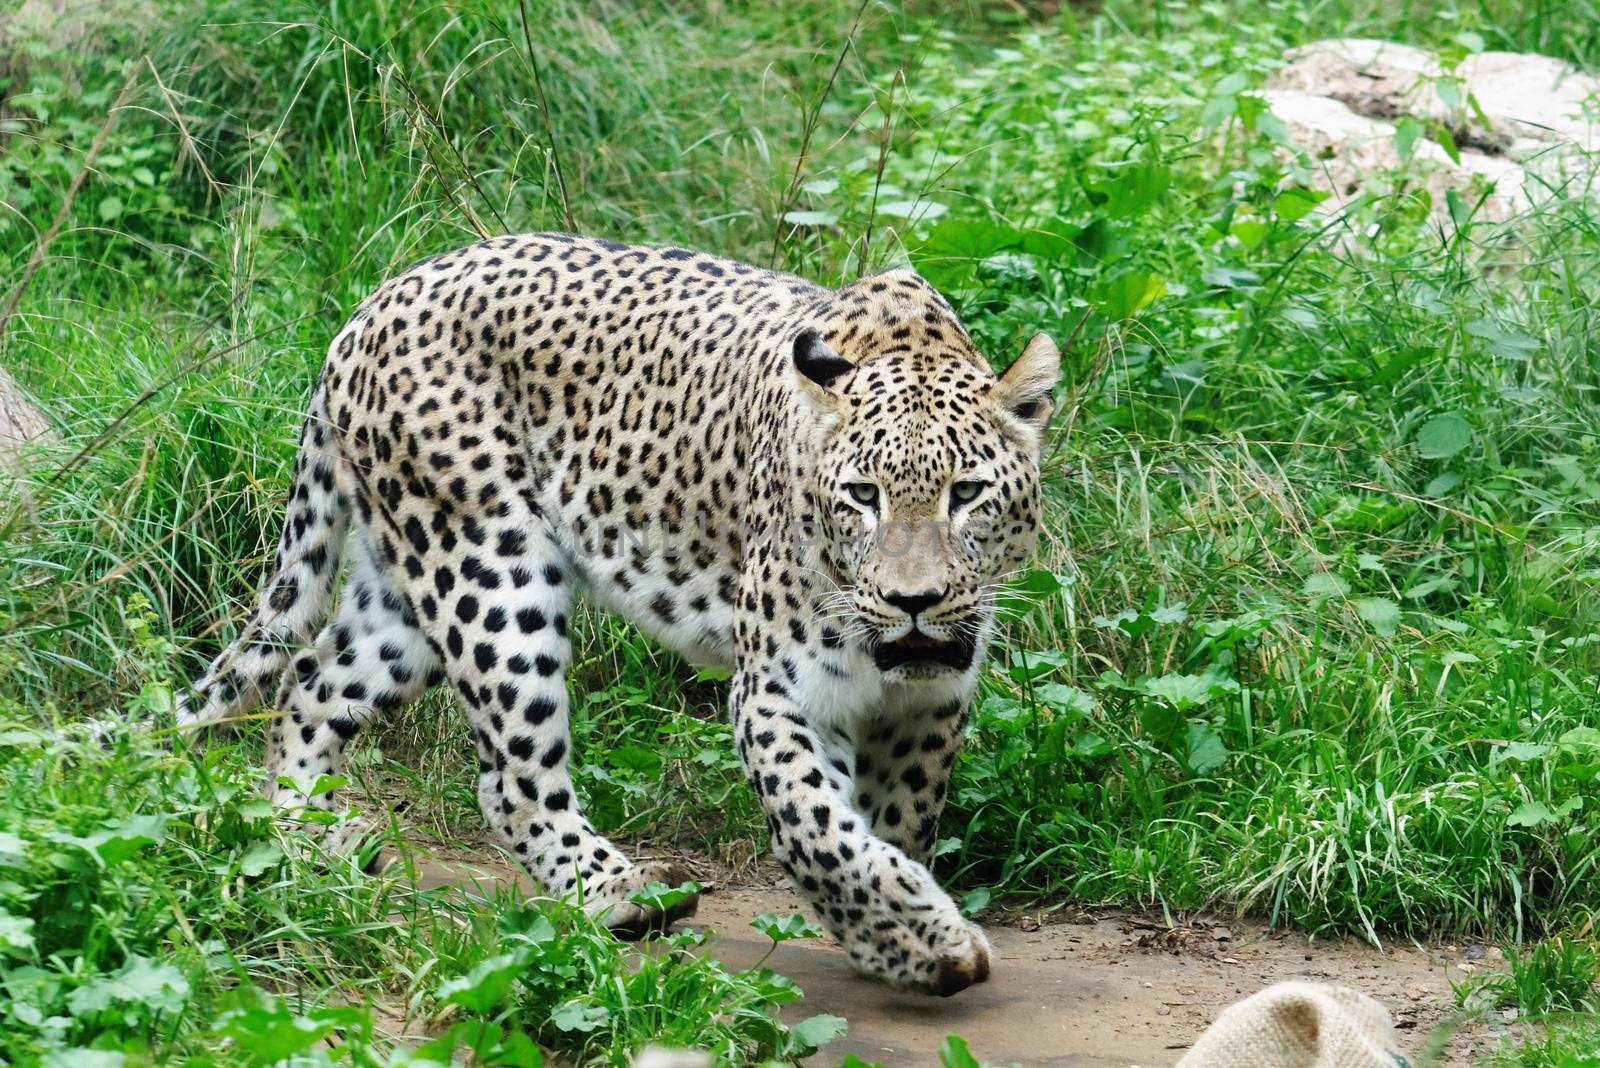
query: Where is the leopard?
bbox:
[178,233,1060,997]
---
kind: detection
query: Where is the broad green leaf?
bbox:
[1230,220,1269,248]
[550,999,609,1033]
[436,952,526,1013]
[752,913,822,943]
[995,569,1067,620]
[1416,413,1472,459]
[1557,727,1600,753]
[1139,672,1238,712]
[49,816,166,868]
[1435,123,1461,164]
[1213,72,1251,97]
[1087,159,1170,217]
[216,990,364,1065]
[1424,472,1461,498]
[1301,573,1351,599]
[1072,730,1111,758]
[1506,798,1583,827]
[504,912,557,947]
[1008,649,1069,683]
[939,1034,984,1068]
[67,956,190,1017]
[1151,603,1189,625]
[959,885,991,917]
[609,744,663,775]
[1393,116,1424,160]
[784,1013,849,1056]
[304,773,349,798]
[1093,271,1167,320]
[98,196,124,222]
[1354,597,1401,637]
[1234,91,1267,132]
[1274,186,1329,223]
[628,880,701,913]
[1507,801,1552,827]
[238,841,283,877]
[1201,265,1260,289]
[93,814,167,865]
[1033,682,1096,716]
[1185,721,1229,775]
[0,912,35,955]
[1092,602,1185,638]
[1198,611,1274,647]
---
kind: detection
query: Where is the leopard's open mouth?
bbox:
[873,626,977,672]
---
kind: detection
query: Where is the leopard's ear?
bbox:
[992,333,1060,435]
[792,330,853,406]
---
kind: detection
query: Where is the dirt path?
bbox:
[408,849,1511,1066]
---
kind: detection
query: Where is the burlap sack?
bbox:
[1177,981,1412,1068]
[630,1049,712,1068]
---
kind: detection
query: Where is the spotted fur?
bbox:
[180,234,1060,995]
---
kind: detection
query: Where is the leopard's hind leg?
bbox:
[364,488,697,932]
[263,530,443,850]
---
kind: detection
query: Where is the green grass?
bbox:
[1461,935,1600,1017]
[0,711,835,1064]
[2,0,1600,1062]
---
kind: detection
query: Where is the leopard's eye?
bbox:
[951,480,987,507]
[847,483,879,508]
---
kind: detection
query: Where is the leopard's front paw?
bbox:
[845,909,992,997]
[915,917,991,997]
[583,859,702,939]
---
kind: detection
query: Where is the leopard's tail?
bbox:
[176,382,351,728]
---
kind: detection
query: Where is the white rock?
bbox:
[1259,89,1525,222]
[1260,38,1599,227]
[1458,50,1600,153]
[0,366,48,465]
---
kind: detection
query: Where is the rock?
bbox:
[1260,37,1600,227]
[1459,51,1600,153]
[1269,38,1600,154]
[0,365,48,464]
[1268,39,1443,123]
[1260,88,1526,221]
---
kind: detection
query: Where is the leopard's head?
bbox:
[793,270,1059,682]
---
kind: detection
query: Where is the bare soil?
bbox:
[404,845,1517,1067]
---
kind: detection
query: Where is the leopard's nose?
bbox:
[884,588,946,618]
